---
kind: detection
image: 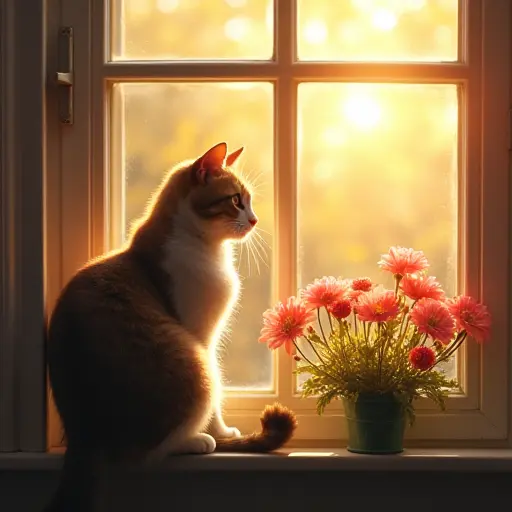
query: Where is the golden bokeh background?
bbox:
[110,0,459,388]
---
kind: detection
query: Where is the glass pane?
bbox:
[110,0,274,61]
[297,0,458,62]
[111,82,274,390]
[297,82,459,382]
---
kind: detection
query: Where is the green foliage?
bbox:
[295,314,458,423]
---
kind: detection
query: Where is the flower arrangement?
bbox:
[259,246,491,424]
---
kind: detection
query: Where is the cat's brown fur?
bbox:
[44,143,296,512]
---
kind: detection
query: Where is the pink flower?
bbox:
[400,274,445,301]
[351,277,373,292]
[409,346,436,371]
[301,276,347,309]
[356,289,400,323]
[259,297,315,355]
[447,296,492,343]
[348,289,364,305]
[410,298,455,344]
[378,246,429,276]
[329,299,352,319]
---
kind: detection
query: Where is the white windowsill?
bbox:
[1,449,512,472]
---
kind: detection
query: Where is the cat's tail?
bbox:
[43,441,102,512]
[214,403,297,453]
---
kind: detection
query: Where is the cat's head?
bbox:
[172,142,258,243]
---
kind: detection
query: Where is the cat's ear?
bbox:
[195,142,227,185]
[226,147,244,167]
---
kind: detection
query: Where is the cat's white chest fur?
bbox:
[162,236,239,344]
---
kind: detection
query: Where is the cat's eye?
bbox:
[232,194,243,209]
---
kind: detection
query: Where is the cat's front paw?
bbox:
[184,433,217,454]
[217,426,241,439]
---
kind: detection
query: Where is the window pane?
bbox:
[110,0,274,61]
[111,82,274,390]
[297,82,459,382]
[297,0,458,62]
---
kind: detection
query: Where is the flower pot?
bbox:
[343,392,405,454]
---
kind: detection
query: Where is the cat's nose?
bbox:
[249,217,258,226]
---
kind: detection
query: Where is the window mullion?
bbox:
[275,0,297,401]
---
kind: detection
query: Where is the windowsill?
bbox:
[2,448,512,472]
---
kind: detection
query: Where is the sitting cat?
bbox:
[44,142,296,511]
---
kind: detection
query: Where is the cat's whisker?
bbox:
[253,229,270,252]
[252,241,269,270]
[251,235,270,264]
[247,237,261,276]
[254,226,272,238]
[250,232,268,260]
[248,234,268,271]
[240,168,265,196]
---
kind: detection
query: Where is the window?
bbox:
[1,0,506,451]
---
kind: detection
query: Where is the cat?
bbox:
[44,142,297,512]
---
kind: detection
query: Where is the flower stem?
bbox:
[293,340,337,381]
[397,309,407,338]
[317,308,328,344]
[353,311,358,337]
[399,317,410,345]
[394,274,403,297]
[326,308,334,333]
[303,335,327,365]
[378,323,384,384]
[345,320,355,345]
[435,332,467,366]
[314,308,336,357]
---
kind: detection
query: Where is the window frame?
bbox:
[0,0,50,452]
[1,0,505,451]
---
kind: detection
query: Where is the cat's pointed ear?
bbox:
[226,147,244,167]
[195,142,227,185]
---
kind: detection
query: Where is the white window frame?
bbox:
[2,0,505,451]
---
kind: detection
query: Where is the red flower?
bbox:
[301,276,347,309]
[409,298,455,344]
[447,295,492,343]
[329,299,352,319]
[356,289,400,323]
[400,274,445,301]
[378,246,429,276]
[409,346,436,371]
[348,289,363,304]
[259,297,315,355]
[351,277,372,292]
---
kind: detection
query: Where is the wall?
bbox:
[1,468,511,512]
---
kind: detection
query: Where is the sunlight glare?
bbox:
[303,20,328,45]
[338,21,363,45]
[322,127,347,147]
[265,1,273,32]
[157,0,179,13]
[128,0,152,15]
[444,104,458,132]
[350,0,374,11]
[313,161,335,184]
[405,0,426,10]
[224,17,249,41]
[434,26,453,48]
[224,0,247,7]
[343,94,382,130]
[372,8,398,31]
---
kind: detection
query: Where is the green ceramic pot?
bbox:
[343,392,406,454]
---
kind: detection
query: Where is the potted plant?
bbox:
[258,246,491,454]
